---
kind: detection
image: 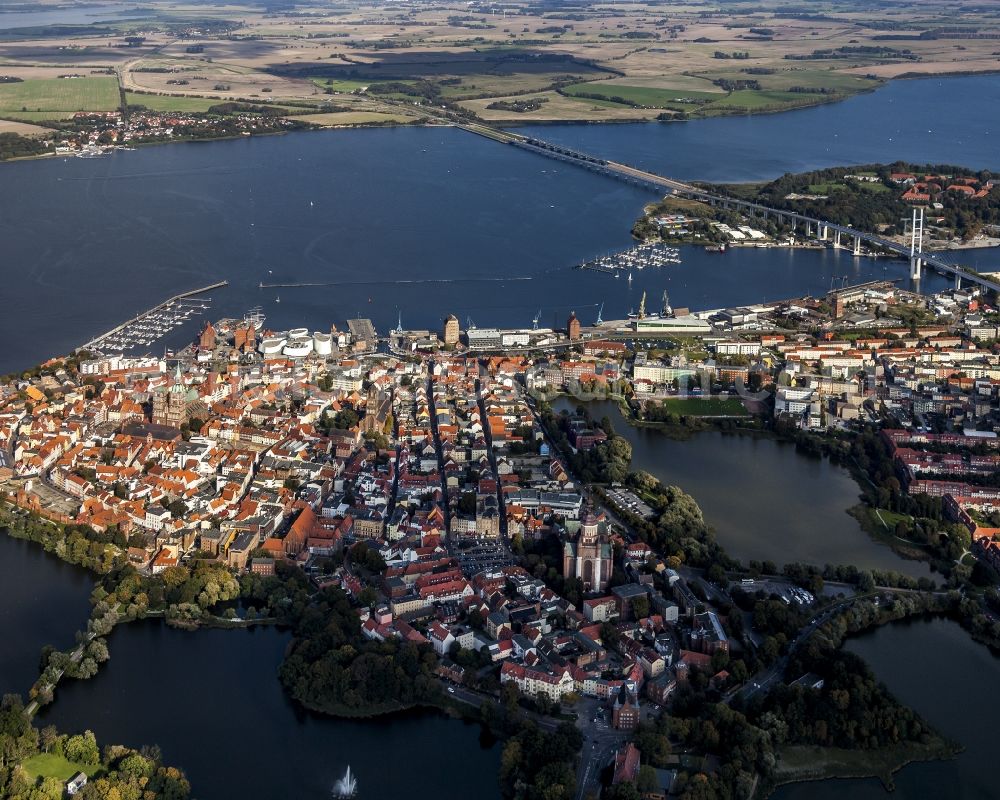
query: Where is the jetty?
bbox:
[80,281,228,354]
[259,281,335,289]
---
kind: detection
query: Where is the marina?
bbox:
[576,242,681,277]
[81,281,227,355]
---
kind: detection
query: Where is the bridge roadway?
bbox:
[456,122,999,293]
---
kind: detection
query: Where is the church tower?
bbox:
[152,364,188,429]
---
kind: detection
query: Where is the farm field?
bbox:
[460,90,663,123]
[124,92,223,112]
[561,82,721,108]
[0,76,119,113]
[0,0,997,127]
[292,111,417,126]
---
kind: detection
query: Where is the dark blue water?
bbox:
[39,622,500,800]
[0,125,960,375]
[0,4,147,31]
[553,399,933,579]
[514,75,1000,183]
[0,533,93,697]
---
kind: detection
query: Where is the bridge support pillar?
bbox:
[910,257,922,281]
[853,236,862,256]
[955,274,962,290]
[833,230,842,249]
[820,225,829,241]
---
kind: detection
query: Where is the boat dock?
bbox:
[80,281,228,354]
[575,243,681,276]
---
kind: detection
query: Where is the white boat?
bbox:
[332,766,357,798]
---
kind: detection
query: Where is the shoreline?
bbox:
[768,737,961,796]
[554,393,948,576]
[2,68,1000,174]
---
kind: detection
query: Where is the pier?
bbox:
[259,282,336,289]
[80,281,228,354]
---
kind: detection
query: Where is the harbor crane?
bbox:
[532,309,541,330]
[595,302,604,325]
[466,316,477,331]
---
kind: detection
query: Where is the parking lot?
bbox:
[605,487,655,520]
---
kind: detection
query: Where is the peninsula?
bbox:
[3,259,1000,797]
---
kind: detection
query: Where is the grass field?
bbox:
[125,93,309,115]
[658,397,748,416]
[292,111,415,126]
[775,740,956,790]
[21,754,100,782]
[0,77,119,113]
[310,78,376,93]
[124,92,222,112]
[438,71,594,99]
[0,118,50,135]
[561,68,882,116]
[697,68,879,93]
[807,180,891,194]
[462,90,662,122]
[707,88,820,110]
[0,109,75,122]
[562,82,720,108]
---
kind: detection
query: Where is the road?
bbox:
[728,590,908,705]
[444,683,560,733]
[572,698,629,800]
[25,631,94,717]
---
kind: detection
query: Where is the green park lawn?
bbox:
[21,753,101,782]
[659,397,749,416]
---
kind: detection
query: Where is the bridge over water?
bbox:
[457,122,998,293]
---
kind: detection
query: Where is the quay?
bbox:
[80,280,228,353]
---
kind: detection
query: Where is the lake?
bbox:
[0,532,93,697]
[772,617,1000,800]
[553,398,933,578]
[38,621,501,800]
[0,529,498,800]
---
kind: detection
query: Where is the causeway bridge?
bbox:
[456,122,998,293]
